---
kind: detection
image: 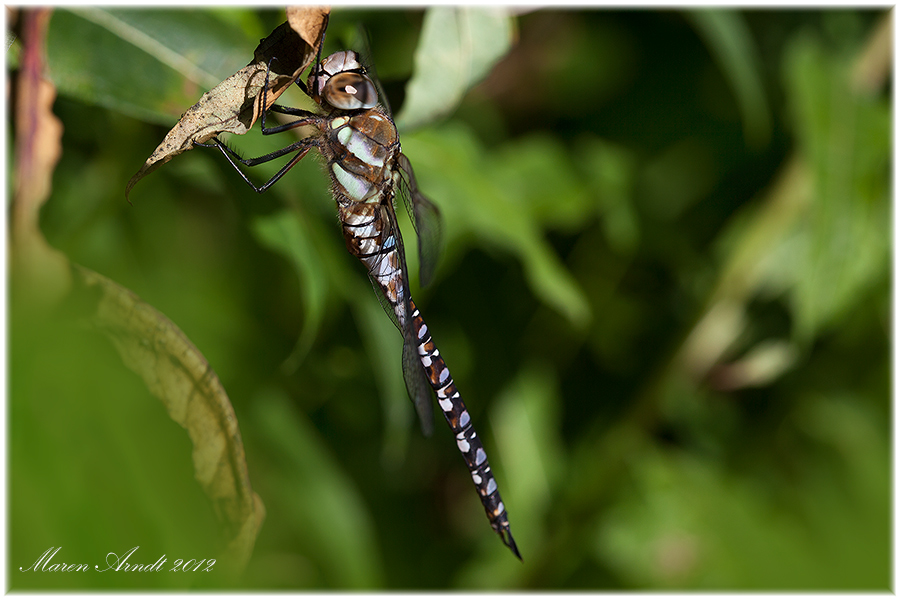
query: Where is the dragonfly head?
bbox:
[308,51,379,111]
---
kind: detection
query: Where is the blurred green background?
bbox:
[8,7,891,591]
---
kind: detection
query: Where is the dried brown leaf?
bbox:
[73,265,266,572]
[11,8,71,307]
[125,7,330,200]
[286,5,331,48]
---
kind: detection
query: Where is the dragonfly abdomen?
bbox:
[409,299,521,560]
[339,202,409,327]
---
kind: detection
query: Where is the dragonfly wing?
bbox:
[397,153,443,288]
[388,201,436,437]
[367,271,401,329]
[402,332,434,436]
[363,201,435,436]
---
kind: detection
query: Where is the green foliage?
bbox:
[396,7,514,130]
[685,9,772,148]
[783,33,890,340]
[9,7,890,591]
[46,8,258,124]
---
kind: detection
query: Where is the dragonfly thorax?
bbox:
[308,51,378,111]
[326,110,398,202]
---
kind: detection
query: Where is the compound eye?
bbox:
[323,72,378,110]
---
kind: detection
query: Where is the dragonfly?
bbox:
[196,49,521,560]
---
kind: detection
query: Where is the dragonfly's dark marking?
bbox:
[196,49,520,560]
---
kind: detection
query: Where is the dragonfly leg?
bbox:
[260,105,319,135]
[257,56,318,136]
[195,136,313,167]
[195,137,316,194]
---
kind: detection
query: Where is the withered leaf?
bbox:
[125,6,330,200]
[283,5,331,58]
[11,8,71,308]
[73,264,266,572]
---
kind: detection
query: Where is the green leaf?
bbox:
[403,124,592,328]
[395,7,514,131]
[684,9,772,148]
[251,209,414,464]
[594,390,889,589]
[251,210,330,372]
[46,8,259,124]
[576,137,640,256]
[350,290,415,468]
[71,7,256,87]
[491,133,594,229]
[251,388,383,588]
[783,35,890,340]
